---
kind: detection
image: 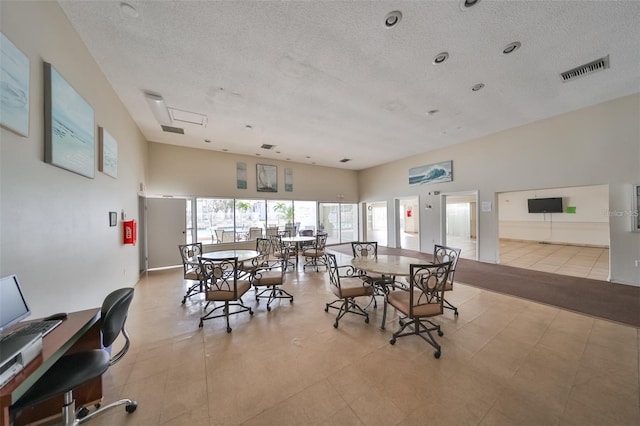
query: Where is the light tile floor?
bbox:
[444,236,609,281]
[78,262,637,426]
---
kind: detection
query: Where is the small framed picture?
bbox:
[109,211,117,227]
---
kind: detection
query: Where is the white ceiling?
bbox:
[58,0,640,171]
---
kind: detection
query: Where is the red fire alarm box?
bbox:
[123,220,137,245]
[407,208,412,218]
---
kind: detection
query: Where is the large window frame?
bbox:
[188,198,331,245]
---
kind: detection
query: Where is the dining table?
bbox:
[199,249,260,262]
[351,254,427,330]
[281,236,316,266]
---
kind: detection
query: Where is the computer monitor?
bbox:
[0,275,31,334]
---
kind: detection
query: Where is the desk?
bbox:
[1,308,101,426]
[351,254,425,330]
[281,236,315,265]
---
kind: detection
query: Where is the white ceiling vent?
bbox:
[168,108,208,126]
[560,55,609,82]
[261,144,275,150]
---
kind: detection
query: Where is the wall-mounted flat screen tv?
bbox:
[527,197,563,213]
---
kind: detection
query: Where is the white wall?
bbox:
[358,94,640,286]
[0,1,149,316]
[499,185,609,246]
[147,142,359,202]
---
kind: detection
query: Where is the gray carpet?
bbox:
[329,244,640,328]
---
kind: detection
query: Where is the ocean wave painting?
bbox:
[44,62,95,178]
[409,160,453,185]
[0,32,30,136]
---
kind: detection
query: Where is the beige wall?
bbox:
[359,94,640,286]
[0,1,149,316]
[148,142,358,202]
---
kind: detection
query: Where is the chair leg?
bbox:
[443,298,459,316]
[389,317,443,358]
[325,297,369,328]
[255,286,294,311]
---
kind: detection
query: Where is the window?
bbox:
[193,198,321,244]
[319,202,358,245]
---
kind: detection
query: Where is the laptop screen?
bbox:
[0,275,31,333]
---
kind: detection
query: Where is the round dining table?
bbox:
[200,249,260,262]
[351,254,428,330]
[281,236,316,265]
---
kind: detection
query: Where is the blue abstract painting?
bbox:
[409,161,452,185]
[0,32,30,136]
[44,62,95,178]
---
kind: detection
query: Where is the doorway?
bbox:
[146,197,188,269]
[396,198,420,251]
[442,192,478,260]
[365,201,388,246]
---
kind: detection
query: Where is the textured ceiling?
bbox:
[58,0,640,170]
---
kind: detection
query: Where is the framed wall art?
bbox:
[44,62,95,178]
[0,32,30,136]
[98,126,118,178]
[237,162,247,189]
[284,167,293,192]
[409,160,452,186]
[257,164,277,192]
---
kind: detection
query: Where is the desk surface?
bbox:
[200,250,260,262]
[351,254,427,276]
[0,308,101,425]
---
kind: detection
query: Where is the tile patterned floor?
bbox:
[444,236,609,281]
[74,261,638,426]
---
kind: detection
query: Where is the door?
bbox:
[147,197,187,269]
[396,198,419,251]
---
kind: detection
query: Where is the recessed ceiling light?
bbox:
[305,156,311,159]
[502,41,521,55]
[245,124,253,129]
[255,153,261,156]
[461,0,481,9]
[120,2,139,18]
[472,83,485,91]
[286,158,291,161]
[204,139,211,143]
[433,52,449,65]
[384,11,402,28]
[222,149,228,152]
[427,109,439,116]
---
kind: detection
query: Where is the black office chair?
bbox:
[10,288,137,425]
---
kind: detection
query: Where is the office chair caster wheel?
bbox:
[333,321,338,328]
[267,306,271,311]
[364,317,369,324]
[290,298,293,303]
[198,320,203,328]
[227,326,232,333]
[434,351,441,359]
[77,407,90,419]
[390,338,396,345]
[438,330,444,337]
[249,309,254,315]
[125,401,138,413]
[324,306,329,312]
[454,311,459,317]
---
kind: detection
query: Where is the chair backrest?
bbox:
[299,229,314,237]
[198,256,241,298]
[268,234,283,254]
[314,233,328,250]
[266,226,279,237]
[433,245,461,283]
[407,262,452,317]
[248,227,263,240]
[178,243,203,270]
[214,229,224,243]
[351,241,378,259]
[284,223,296,236]
[101,287,135,365]
[222,230,235,243]
[326,253,341,293]
[256,237,271,256]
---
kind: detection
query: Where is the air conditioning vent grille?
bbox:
[560,55,609,82]
[161,125,185,134]
[261,144,275,150]
[339,158,351,163]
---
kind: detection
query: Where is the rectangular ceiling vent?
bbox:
[560,55,609,82]
[261,144,275,150]
[339,158,351,163]
[168,108,208,126]
[161,125,184,134]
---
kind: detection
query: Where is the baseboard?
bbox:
[499,238,609,249]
